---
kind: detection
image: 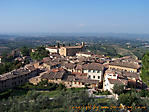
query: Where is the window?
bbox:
[98,76,100,79]
[93,70,96,73]
[93,76,95,78]
[88,75,91,79]
[97,70,100,73]
[88,70,91,72]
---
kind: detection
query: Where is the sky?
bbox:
[0,0,149,34]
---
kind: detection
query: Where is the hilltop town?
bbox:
[1,41,149,112]
[0,42,145,95]
[1,0,149,111]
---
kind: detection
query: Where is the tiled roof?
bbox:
[43,57,51,62]
[0,67,37,81]
[122,71,139,79]
[41,69,66,80]
[64,63,76,69]
[108,78,124,85]
[82,63,104,71]
[76,78,99,84]
[44,61,60,66]
[75,64,83,70]
[105,69,140,80]
[109,61,140,69]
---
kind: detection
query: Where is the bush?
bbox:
[113,84,125,95]
[139,90,149,97]
[93,90,111,95]
[118,92,142,106]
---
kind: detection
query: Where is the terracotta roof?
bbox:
[76,78,99,84]
[43,57,51,62]
[50,53,61,58]
[76,64,83,70]
[83,63,104,71]
[71,72,88,79]
[41,69,66,80]
[44,61,60,66]
[0,67,37,81]
[122,71,139,79]
[105,69,140,80]
[51,68,64,72]
[64,63,76,69]
[109,61,140,69]
[108,78,124,85]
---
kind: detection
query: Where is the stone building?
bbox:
[103,68,143,93]
[59,42,84,56]
[45,47,59,54]
[43,61,61,70]
[108,60,140,73]
[40,69,99,89]
[40,68,67,84]
[103,78,128,93]
[82,63,104,83]
[63,74,99,88]
[76,52,92,58]
[0,65,39,92]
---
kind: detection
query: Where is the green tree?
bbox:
[30,46,49,61]
[118,92,143,107]
[113,84,125,95]
[20,46,30,56]
[141,52,149,87]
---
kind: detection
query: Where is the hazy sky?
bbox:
[0,0,149,33]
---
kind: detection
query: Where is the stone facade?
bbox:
[108,60,140,73]
[45,47,59,54]
[76,52,92,58]
[59,43,84,56]
[109,65,138,72]
[0,65,39,92]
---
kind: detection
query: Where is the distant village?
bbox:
[0,42,145,95]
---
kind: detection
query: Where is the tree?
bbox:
[142,52,149,70]
[30,46,49,61]
[113,84,125,95]
[118,92,142,107]
[141,52,149,87]
[139,89,149,97]
[20,46,30,56]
